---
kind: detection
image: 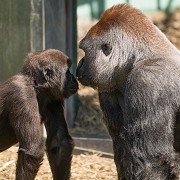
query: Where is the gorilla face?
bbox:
[76,3,164,93]
[22,49,78,100]
[76,27,137,93]
[76,30,122,92]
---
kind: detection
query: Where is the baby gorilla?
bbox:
[0,49,78,180]
[77,4,180,180]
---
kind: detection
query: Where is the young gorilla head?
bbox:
[22,49,78,100]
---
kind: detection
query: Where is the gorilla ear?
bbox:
[43,68,53,81]
[32,68,53,87]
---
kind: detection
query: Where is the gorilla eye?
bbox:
[101,44,112,56]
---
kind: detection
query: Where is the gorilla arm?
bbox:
[99,90,125,179]
[44,101,74,180]
[123,62,180,179]
[6,75,44,180]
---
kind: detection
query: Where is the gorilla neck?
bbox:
[36,91,64,118]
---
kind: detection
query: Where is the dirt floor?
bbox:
[0,146,116,180]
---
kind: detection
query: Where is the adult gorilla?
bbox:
[77,4,180,180]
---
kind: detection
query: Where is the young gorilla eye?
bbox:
[101,43,112,56]
[45,68,53,78]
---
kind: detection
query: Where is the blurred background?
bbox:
[0,0,179,179]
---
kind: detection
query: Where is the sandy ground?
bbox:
[0,146,117,180]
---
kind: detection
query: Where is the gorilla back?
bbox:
[0,49,78,180]
[77,4,180,180]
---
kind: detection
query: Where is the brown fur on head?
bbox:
[86,4,146,36]
[84,4,172,50]
[22,49,78,100]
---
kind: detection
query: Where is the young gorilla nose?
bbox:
[69,75,79,92]
[63,69,79,98]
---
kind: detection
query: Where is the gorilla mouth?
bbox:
[77,77,89,86]
[77,76,83,83]
[78,78,97,89]
[68,83,79,94]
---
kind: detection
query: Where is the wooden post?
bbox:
[44,0,77,127]
[44,0,66,52]
[65,0,78,127]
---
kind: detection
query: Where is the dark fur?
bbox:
[0,49,78,180]
[76,4,180,180]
